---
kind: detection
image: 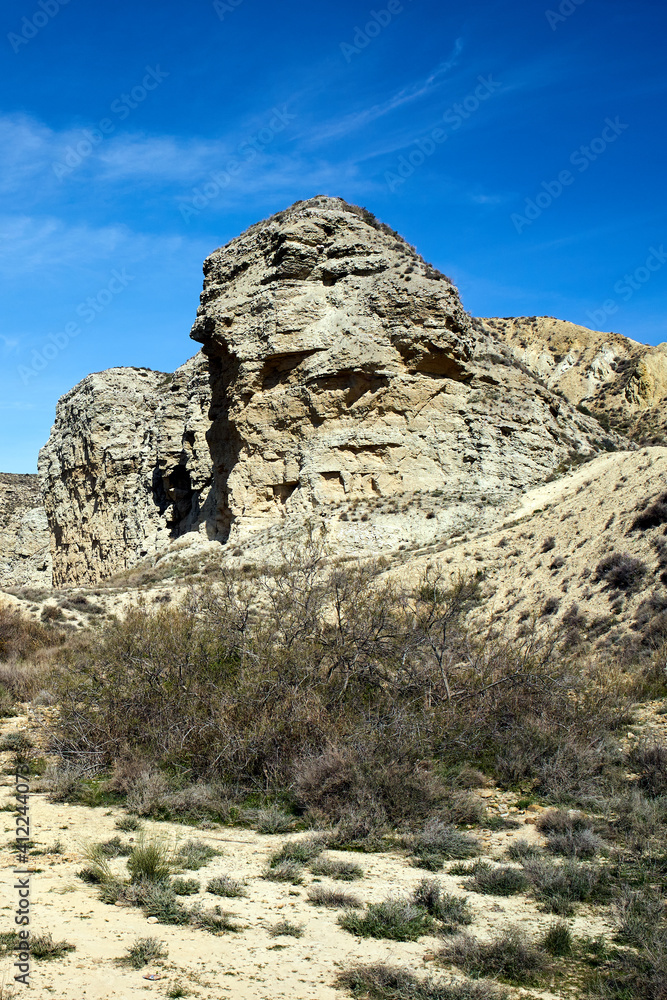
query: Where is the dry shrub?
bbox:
[46,553,640,820]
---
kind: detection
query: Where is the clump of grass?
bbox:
[522,857,612,915]
[541,920,573,956]
[310,857,364,881]
[412,821,480,871]
[308,887,362,908]
[507,840,542,860]
[439,927,547,986]
[166,983,190,999]
[411,879,472,934]
[463,863,528,897]
[630,742,667,798]
[261,860,304,884]
[336,962,509,999]
[98,836,132,858]
[269,837,325,867]
[536,809,603,858]
[254,807,295,834]
[269,919,304,938]
[207,875,247,898]
[175,839,221,871]
[118,936,167,969]
[339,898,433,941]
[115,815,142,832]
[127,837,174,883]
[171,877,200,896]
[129,881,191,924]
[30,933,76,960]
[614,887,666,948]
[190,905,240,934]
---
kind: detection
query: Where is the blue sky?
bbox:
[1,0,665,472]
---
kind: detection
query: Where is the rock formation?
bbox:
[21,197,652,589]
[482,316,667,445]
[0,474,51,590]
[38,354,214,587]
[189,197,620,550]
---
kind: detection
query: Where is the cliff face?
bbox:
[189,197,618,548]
[38,354,214,587]
[483,316,667,445]
[0,474,51,590]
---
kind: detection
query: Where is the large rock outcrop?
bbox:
[38,354,215,587]
[35,198,635,587]
[0,474,51,590]
[190,196,621,549]
[482,316,667,445]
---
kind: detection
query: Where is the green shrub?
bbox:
[463,863,528,896]
[541,920,573,956]
[309,857,364,881]
[207,875,247,898]
[127,838,174,883]
[339,899,433,941]
[411,879,472,933]
[336,962,508,999]
[522,858,612,914]
[308,887,362,908]
[269,919,304,938]
[119,936,167,969]
[269,837,325,867]
[171,877,200,896]
[439,927,547,985]
[30,933,76,960]
[261,860,304,884]
[175,839,220,871]
[412,821,480,870]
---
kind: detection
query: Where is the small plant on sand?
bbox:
[462,863,528,896]
[30,933,76,960]
[175,839,220,871]
[207,875,247,898]
[541,920,573,957]
[118,936,167,969]
[412,821,480,871]
[171,877,200,896]
[269,837,325,867]
[115,815,142,832]
[439,927,547,986]
[336,962,508,999]
[261,859,304,884]
[339,898,433,942]
[310,857,364,881]
[308,887,362,908]
[269,919,304,938]
[411,879,473,933]
[127,837,174,883]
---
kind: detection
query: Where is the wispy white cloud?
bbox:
[0,215,186,277]
[302,40,465,144]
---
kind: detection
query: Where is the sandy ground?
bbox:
[0,717,616,1000]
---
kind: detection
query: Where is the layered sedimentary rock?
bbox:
[482,316,667,445]
[38,354,214,587]
[0,474,51,589]
[190,196,620,547]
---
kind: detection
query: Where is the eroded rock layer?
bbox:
[0,474,51,589]
[38,354,215,587]
[483,316,667,445]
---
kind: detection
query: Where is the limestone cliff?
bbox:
[0,474,51,589]
[190,196,619,549]
[482,316,667,445]
[38,354,214,587]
